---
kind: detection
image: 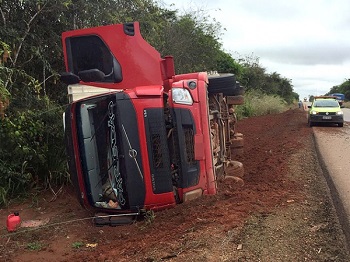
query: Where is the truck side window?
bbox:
[67,35,118,82]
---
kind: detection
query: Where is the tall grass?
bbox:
[235,91,289,119]
[342,101,350,108]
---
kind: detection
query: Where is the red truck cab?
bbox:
[61,22,224,217]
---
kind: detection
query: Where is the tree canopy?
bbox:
[326,79,350,101]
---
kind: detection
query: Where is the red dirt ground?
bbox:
[0,108,316,261]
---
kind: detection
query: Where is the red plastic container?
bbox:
[7,212,21,232]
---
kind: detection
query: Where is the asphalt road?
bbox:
[311,111,350,246]
[343,108,350,121]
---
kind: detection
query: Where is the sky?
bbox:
[160,0,350,100]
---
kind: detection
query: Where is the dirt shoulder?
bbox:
[1,108,349,261]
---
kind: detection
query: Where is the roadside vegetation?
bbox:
[342,101,350,108]
[235,91,288,119]
[326,78,350,102]
[0,0,309,206]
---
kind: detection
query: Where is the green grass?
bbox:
[235,91,289,119]
[342,101,350,108]
[26,242,42,251]
[71,241,84,249]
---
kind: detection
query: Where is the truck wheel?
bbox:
[338,123,344,127]
[234,132,243,138]
[227,161,244,177]
[230,137,244,148]
[231,147,244,157]
[308,120,313,127]
[224,176,244,187]
[208,74,244,96]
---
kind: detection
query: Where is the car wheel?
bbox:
[308,119,313,127]
[208,74,244,96]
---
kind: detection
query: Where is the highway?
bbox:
[310,107,350,244]
[343,108,350,121]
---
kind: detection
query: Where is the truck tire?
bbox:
[223,176,244,187]
[208,74,244,96]
[227,160,244,177]
[234,132,243,138]
[231,147,244,157]
[230,137,244,148]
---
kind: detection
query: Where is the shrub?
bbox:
[235,91,288,119]
[0,100,68,206]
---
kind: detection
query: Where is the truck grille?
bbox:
[171,108,199,188]
[144,108,173,194]
[151,134,163,168]
[184,127,195,165]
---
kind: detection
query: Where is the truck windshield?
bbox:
[77,97,126,209]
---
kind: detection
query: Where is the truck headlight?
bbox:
[337,111,343,115]
[310,110,318,115]
[172,88,193,105]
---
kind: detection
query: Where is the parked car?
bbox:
[307,96,344,127]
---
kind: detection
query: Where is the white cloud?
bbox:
[162,0,350,100]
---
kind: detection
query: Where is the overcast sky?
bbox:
[161,0,350,100]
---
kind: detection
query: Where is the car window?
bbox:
[314,100,339,107]
[66,35,117,82]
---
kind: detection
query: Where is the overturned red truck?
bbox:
[60,22,244,224]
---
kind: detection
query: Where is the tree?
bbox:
[215,50,243,76]
[235,53,265,91]
[160,13,222,73]
[327,79,350,101]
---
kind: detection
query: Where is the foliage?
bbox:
[236,53,295,104]
[342,101,350,108]
[158,8,223,74]
[216,50,244,76]
[327,79,350,101]
[71,242,84,249]
[27,242,43,251]
[0,101,66,206]
[138,209,156,230]
[237,53,266,91]
[235,90,288,119]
